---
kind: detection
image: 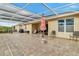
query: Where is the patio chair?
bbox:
[49,30,56,39]
[70,31,79,41]
[19,29,24,33]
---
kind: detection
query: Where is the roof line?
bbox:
[24,11,79,24]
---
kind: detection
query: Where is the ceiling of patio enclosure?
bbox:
[0,3,79,26]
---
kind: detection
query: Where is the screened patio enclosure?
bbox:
[0,3,79,27]
[1,3,79,56]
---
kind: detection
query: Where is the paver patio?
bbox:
[0,33,79,56]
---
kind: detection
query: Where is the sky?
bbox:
[12,3,79,15]
[0,20,21,27]
[0,3,79,27]
[12,3,68,15]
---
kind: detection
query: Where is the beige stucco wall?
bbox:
[20,24,28,31]
[74,15,79,31]
[14,24,32,34]
[32,23,40,32]
[15,25,20,32]
[21,24,26,31]
[14,14,79,38]
[48,15,79,38]
[26,24,32,34]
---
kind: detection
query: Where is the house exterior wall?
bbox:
[14,24,32,34]
[26,24,32,34]
[20,24,28,31]
[32,23,40,33]
[14,14,79,39]
[15,25,20,32]
[21,24,26,31]
[48,15,79,39]
[74,14,79,31]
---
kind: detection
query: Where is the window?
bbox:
[66,18,74,32]
[58,18,74,32]
[58,20,64,32]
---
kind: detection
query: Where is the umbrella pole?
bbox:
[41,30,47,44]
[42,30,44,38]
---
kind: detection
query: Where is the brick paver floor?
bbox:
[0,33,79,56]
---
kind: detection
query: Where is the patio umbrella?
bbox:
[40,15,46,37]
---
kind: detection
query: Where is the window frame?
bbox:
[58,19,65,32]
[66,18,74,32]
[58,17,74,32]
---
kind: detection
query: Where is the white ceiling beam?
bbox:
[0,3,41,22]
[0,10,33,19]
[10,3,32,21]
[10,3,41,17]
[0,14,33,22]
